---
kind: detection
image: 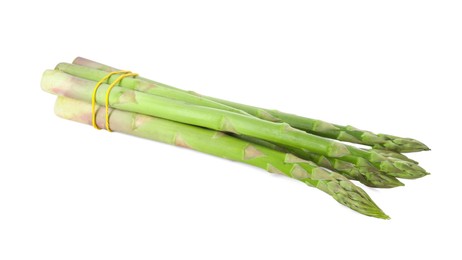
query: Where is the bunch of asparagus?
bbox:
[41,57,430,219]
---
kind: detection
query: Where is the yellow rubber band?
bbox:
[92,70,131,129]
[104,72,138,132]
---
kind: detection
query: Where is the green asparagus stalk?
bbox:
[220,104,431,153]
[55,63,404,187]
[49,65,428,179]
[41,69,351,158]
[72,57,430,153]
[55,63,252,117]
[54,95,389,219]
[235,134,403,188]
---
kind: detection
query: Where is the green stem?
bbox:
[54,62,429,179]
[55,63,252,117]
[72,57,430,153]
[235,135,403,188]
[41,69,352,158]
[53,96,390,219]
[53,62,404,186]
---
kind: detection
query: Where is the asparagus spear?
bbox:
[55,63,404,187]
[41,69,351,158]
[55,63,252,117]
[235,135,403,188]
[49,66,428,179]
[224,105,431,153]
[53,95,389,219]
[72,57,430,153]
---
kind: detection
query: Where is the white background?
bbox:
[1,0,461,259]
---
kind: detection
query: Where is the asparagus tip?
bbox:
[376,134,430,153]
[324,178,391,219]
[374,211,391,220]
[393,160,429,179]
[370,173,405,188]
